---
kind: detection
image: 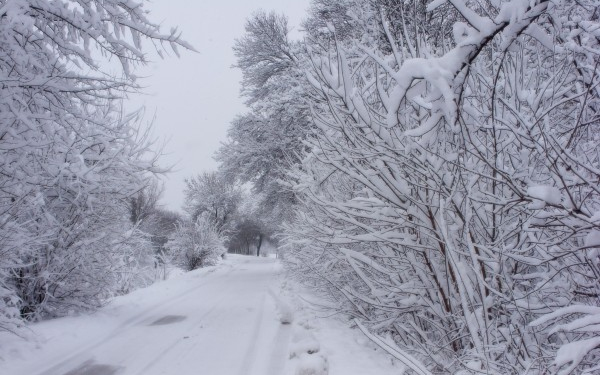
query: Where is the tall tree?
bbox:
[128,179,164,225]
[216,11,311,230]
[0,0,191,331]
[227,193,273,256]
[183,171,242,234]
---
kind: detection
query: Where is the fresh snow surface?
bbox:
[0,255,400,375]
[527,185,562,206]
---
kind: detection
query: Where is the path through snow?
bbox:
[0,255,400,375]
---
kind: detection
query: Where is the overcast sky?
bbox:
[129,1,311,212]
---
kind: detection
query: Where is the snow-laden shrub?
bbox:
[278,1,600,373]
[8,213,160,321]
[166,214,226,271]
[112,229,157,295]
[0,285,21,335]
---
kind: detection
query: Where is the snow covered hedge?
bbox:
[244,0,600,373]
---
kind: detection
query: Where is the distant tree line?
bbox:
[180,171,273,257]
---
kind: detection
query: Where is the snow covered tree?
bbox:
[216,11,311,230]
[227,218,263,256]
[166,214,226,271]
[233,10,297,105]
[226,193,274,256]
[112,227,156,295]
[183,171,242,234]
[129,179,164,225]
[216,113,301,229]
[128,179,181,265]
[0,0,191,328]
[142,208,181,253]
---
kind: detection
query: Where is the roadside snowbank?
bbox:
[277,277,403,375]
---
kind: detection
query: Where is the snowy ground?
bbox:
[0,255,401,375]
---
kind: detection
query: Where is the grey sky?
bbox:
[130,1,310,212]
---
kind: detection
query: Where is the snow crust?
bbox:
[585,230,600,248]
[527,185,562,207]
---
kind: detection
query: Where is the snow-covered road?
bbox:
[2,255,403,375]
[4,256,291,375]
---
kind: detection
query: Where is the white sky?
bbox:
[129,1,311,212]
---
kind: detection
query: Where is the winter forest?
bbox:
[1,0,600,374]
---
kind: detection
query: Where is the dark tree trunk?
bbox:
[256,234,263,257]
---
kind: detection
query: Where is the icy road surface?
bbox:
[1,255,401,375]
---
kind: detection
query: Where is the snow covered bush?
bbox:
[269,0,600,373]
[167,215,226,271]
[0,0,190,329]
[112,228,157,296]
[0,285,21,335]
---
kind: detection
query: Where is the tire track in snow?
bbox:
[130,283,236,375]
[265,288,293,375]
[36,265,235,375]
[13,257,292,375]
[236,292,267,375]
[266,320,292,375]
